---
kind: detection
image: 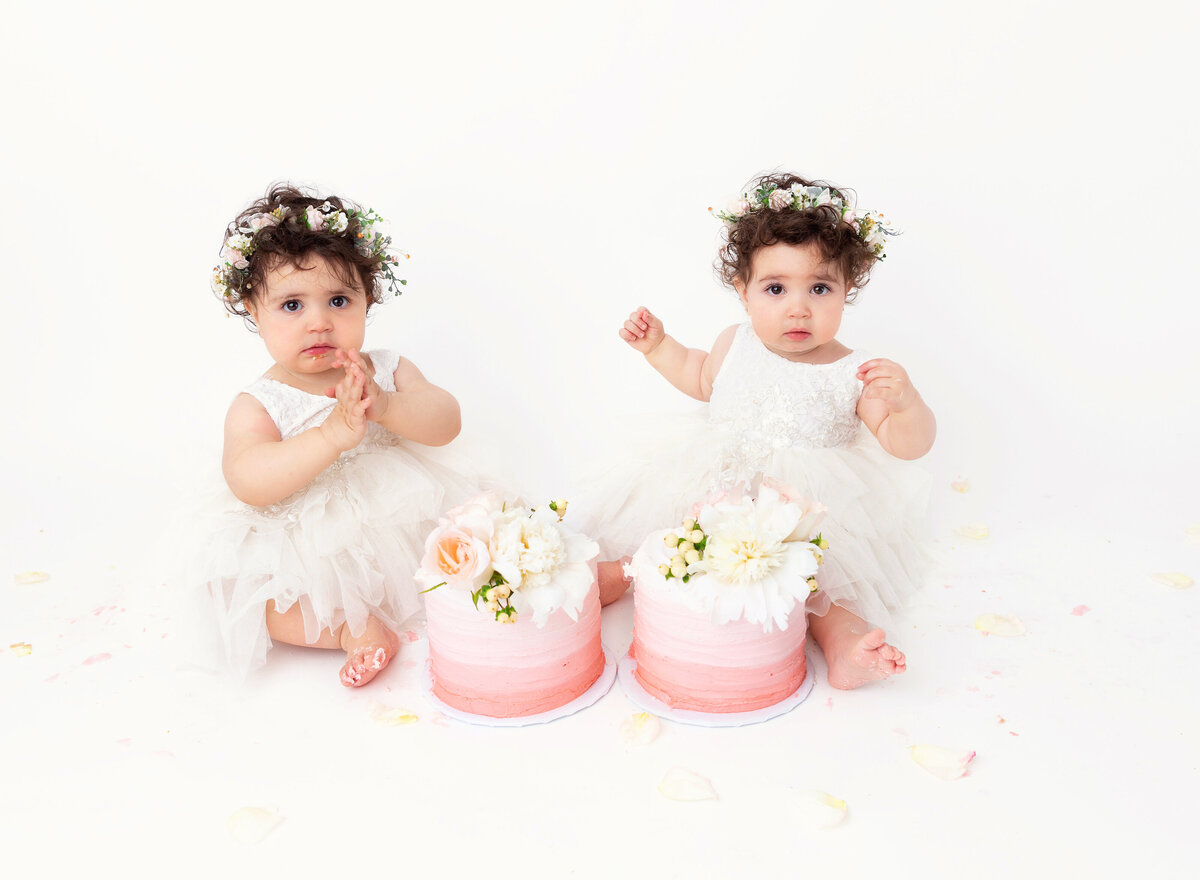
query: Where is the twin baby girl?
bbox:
[192,172,934,693]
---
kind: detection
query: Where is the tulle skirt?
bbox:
[579,412,931,628]
[179,442,478,677]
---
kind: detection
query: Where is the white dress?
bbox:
[590,323,930,626]
[187,350,477,676]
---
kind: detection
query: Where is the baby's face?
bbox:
[735,241,849,363]
[247,253,368,382]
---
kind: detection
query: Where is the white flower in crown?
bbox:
[327,211,349,233]
[225,233,252,253]
[766,188,793,210]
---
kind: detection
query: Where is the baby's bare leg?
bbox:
[597,559,631,606]
[807,603,906,690]
[265,601,398,687]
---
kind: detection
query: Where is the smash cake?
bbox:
[417,493,607,719]
[623,482,827,714]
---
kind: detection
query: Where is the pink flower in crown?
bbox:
[418,522,492,591]
[305,205,325,230]
[220,245,248,270]
[767,188,793,210]
[246,212,281,232]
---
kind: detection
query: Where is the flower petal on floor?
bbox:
[909,745,976,780]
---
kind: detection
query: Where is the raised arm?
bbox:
[620,307,736,402]
[223,366,369,507]
[856,358,936,460]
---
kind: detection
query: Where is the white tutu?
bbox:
[177,350,478,676]
[581,324,931,628]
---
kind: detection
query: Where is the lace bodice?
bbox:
[708,324,866,472]
[243,349,402,455]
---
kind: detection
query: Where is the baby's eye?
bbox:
[330,294,349,308]
[282,299,301,312]
[767,283,785,295]
[811,284,830,296]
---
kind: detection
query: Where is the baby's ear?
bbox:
[733,277,747,301]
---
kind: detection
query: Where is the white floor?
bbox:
[3,455,1197,877]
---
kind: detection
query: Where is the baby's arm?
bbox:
[856,358,936,460]
[334,349,461,446]
[223,367,369,506]
[620,307,736,402]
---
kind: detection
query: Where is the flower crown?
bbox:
[210,201,408,301]
[712,183,898,259]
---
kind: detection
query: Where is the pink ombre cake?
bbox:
[424,581,605,718]
[627,534,808,714]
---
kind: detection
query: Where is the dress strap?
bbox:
[366,349,401,392]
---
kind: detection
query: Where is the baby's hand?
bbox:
[620,307,665,355]
[858,358,918,413]
[320,360,369,452]
[329,349,390,422]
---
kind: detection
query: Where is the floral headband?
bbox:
[712,183,897,259]
[210,201,407,301]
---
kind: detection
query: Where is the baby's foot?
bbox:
[826,628,906,690]
[339,618,400,688]
[598,559,632,606]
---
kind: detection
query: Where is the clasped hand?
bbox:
[319,349,387,452]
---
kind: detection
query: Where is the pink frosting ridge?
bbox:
[425,582,605,718]
[629,549,808,714]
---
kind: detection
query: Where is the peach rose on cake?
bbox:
[415,493,497,592]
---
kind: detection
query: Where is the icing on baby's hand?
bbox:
[858,358,917,413]
[620,307,666,355]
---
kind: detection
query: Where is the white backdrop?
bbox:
[3,1,1198,876]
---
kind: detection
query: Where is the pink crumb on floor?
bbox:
[82,653,112,665]
[44,674,59,683]
[825,697,834,709]
[1071,605,1091,616]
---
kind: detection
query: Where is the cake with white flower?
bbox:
[418,493,605,718]
[624,482,826,714]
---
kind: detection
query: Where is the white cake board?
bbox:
[422,648,617,728]
[616,652,815,728]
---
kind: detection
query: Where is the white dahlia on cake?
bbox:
[630,481,827,631]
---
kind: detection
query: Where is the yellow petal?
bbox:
[12,571,50,585]
[1151,572,1194,589]
[369,703,419,726]
[954,523,989,540]
[9,642,32,656]
[974,613,1026,636]
[909,745,975,780]
[794,789,848,829]
[226,806,284,845]
[1187,524,1200,545]
[619,712,661,746]
[658,767,718,801]
[950,477,970,493]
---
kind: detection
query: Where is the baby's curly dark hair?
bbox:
[212,184,402,318]
[715,172,881,301]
